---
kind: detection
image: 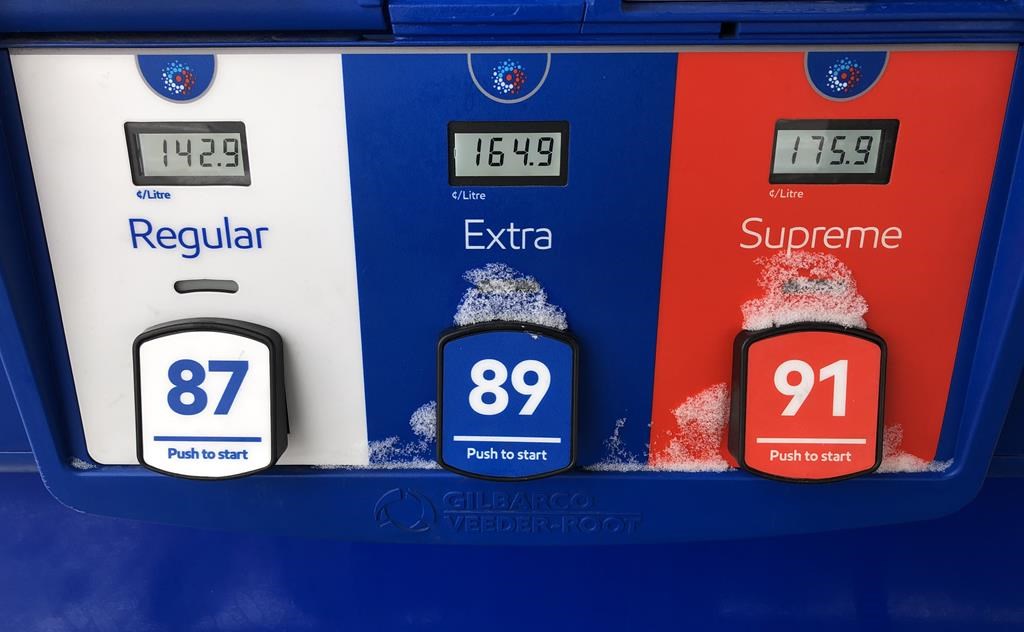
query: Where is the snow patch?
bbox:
[655,383,733,472]
[586,418,648,472]
[876,424,952,473]
[742,251,868,331]
[70,457,96,470]
[454,263,568,330]
[316,401,441,470]
[409,401,437,441]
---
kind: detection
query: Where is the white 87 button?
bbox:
[134,318,289,479]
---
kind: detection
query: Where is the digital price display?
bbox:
[449,121,568,186]
[125,122,251,185]
[770,119,899,184]
[729,324,886,482]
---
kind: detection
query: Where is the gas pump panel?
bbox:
[1,43,1022,542]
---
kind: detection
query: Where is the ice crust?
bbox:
[742,251,868,331]
[454,263,568,330]
[877,424,952,474]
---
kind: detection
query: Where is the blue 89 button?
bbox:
[438,324,578,480]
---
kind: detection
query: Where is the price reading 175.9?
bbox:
[788,134,874,168]
[774,129,883,175]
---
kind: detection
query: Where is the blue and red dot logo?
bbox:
[806,51,888,101]
[160,60,197,97]
[137,54,216,102]
[825,57,863,95]
[492,59,527,96]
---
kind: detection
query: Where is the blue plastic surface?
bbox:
[387,0,1024,38]
[0,471,1021,630]
[0,0,387,35]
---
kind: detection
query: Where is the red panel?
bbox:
[650,50,1015,467]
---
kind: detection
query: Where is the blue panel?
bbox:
[579,0,1024,38]
[996,374,1024,456]
[343,52,676,467]
[0,367,29,454]
[0,471,1022,630]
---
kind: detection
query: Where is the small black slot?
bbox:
[719,21,738,38]
[174,279,239,294]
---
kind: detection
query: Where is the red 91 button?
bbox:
[729,324,886,483]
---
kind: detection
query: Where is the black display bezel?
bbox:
[125,121,251,186]
[769,119,899,185]
[448,121,569,186]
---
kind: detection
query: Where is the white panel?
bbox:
[12,50,369,465]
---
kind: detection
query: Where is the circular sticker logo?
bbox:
[468,53,551,104]
[805,51,888,101]
[137,54,216,102]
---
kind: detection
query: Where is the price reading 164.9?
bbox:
[449,121,569,186]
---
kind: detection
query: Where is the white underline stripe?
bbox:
[452,435,562,444]
[756,437,867,445]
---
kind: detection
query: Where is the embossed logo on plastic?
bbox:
[373,488,437,533]
[441,491,641,535]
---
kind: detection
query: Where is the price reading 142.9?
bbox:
[125,121,251,186]
[153,135,242,172]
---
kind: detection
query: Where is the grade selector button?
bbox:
[134,318,288,479]
[437,323,578,481]
[729,323,886,482]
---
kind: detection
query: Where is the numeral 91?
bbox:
[773,359,848,416]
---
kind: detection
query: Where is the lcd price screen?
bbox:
[449,121,568,186]
[770,119,899,184]
[126,122,251,186]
